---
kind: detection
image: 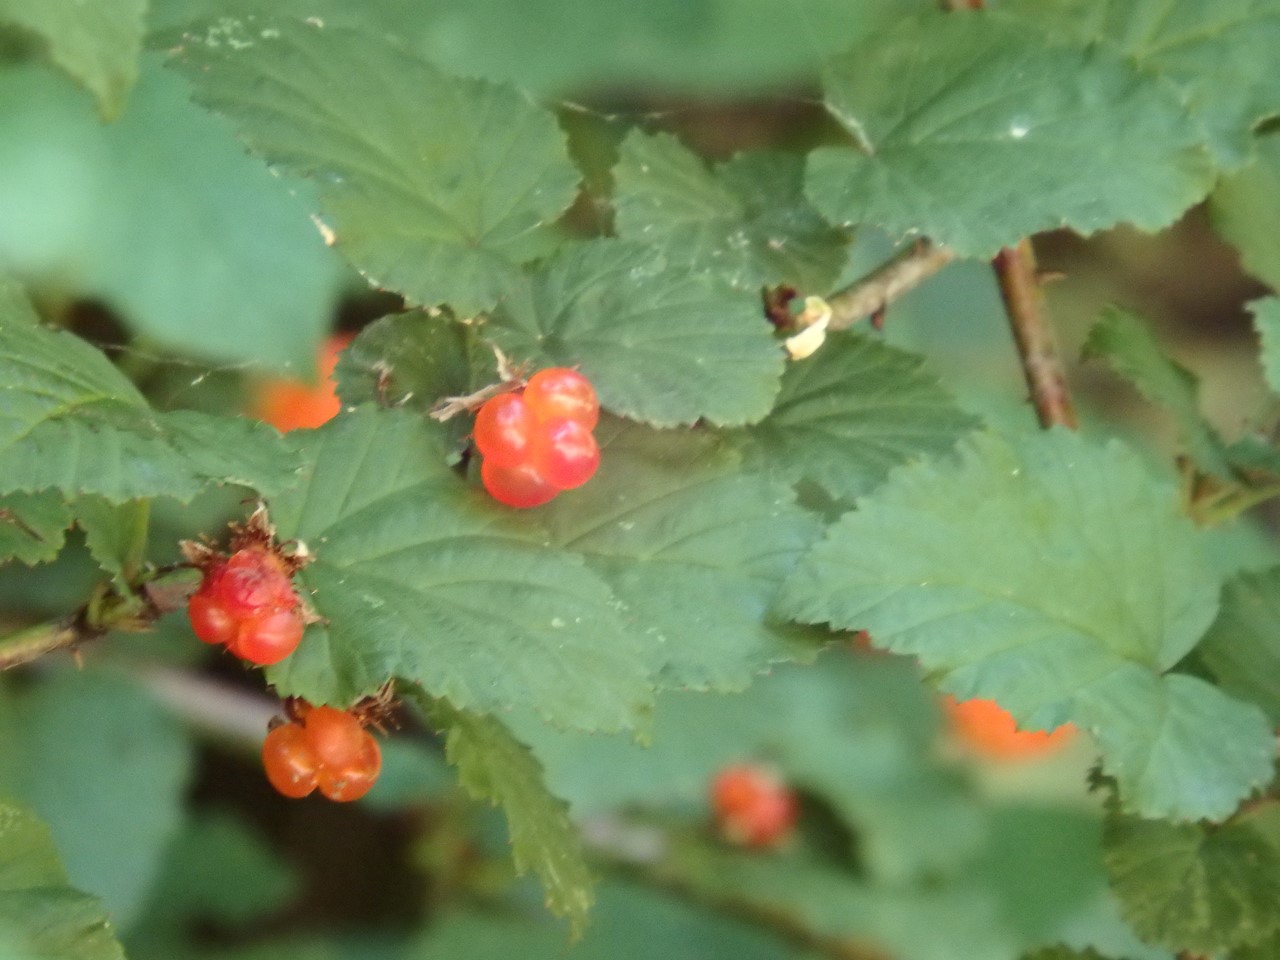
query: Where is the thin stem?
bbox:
[120,499,150,584]
[826,239,956,331]
[0,616,86,670]
[992,239,1079,430]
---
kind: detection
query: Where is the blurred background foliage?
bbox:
[1,0,1276,958]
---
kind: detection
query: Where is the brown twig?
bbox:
[826,239,956,331]
[992,239,1078,430]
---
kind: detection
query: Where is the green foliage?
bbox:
[807,11,1214,257]
[1251,298,1280,394]
[0,670,194,929]
[175,18,579,317]
[0,492,70,566]
[1082,307,1230,477]
[1104,805,1280,954]
[263,407,651,729]
[728,330,980,501]
[0,800,125,960]
[780,429,1274,820]
[483,240,784,427]
[1198,567,1280,723]
[1005,0,1280,169]
[1211,134,1280,289]
[0,285,300,503]
[426,698,594,937]
[0,61,342,371]
[0,0,144,118]
[73,496,148,585]
[612,132,849,292]
[535,418,824,691]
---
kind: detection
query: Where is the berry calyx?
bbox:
[529,417,600,490]
[710,764,796,849]
[481,458,560,509]
[473,393,536,468]
[523,367,599,429]
[942,696,1075,760]
[261,704,382,802]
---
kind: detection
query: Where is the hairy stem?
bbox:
[992,239,1079,430]
[826,239,956,331]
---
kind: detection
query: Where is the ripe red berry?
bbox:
[473,392,536,468]
[316,731,381,802]
[710,764,796,849]
[188,592,236,645]
[529,417,600,490]
[523,368,599,429]
[188,545,305,665]
[303,705,367,769]
[229,608,306,665]
[262,723,318,799]
[481,458,559,509]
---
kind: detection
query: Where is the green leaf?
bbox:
[0,801,125,960]
[1198,567,1280,724]
[411,881,788,960]
[0,307,300,502]
[1022,949,1113,960]
[0,0,145,118]
[1081,307,1231,478]
[263,408,653,732]
[536,418,825,692]
[334,310,496,452]
[426,699,593,937]
[1003,0,1280,169]
[134,812,299,929]
[517,653,986,883]
[1251,298,1280,395]
[780,429,1273,821]
[806,12,1213,258]
[73,496,147,585]
[484,240,784,427]
[0,493,70,567]
[1103,806,1280,954]
[174,18,579,316]
[1211,135,1280,289]
[613,132,849,292]
[727,330,979,501]
[0,60,343,372]
[0,670,194,931]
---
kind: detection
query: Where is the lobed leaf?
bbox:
[613,131,850,292]
[426,699,594,937]
[806,11,1214,258]
[0,801,125,960]
[0,302,300,502]
[72,496,147,585]
[1198,566,1280,724]
[483,240,784,427]
[1211,134,1280,290]
[0,493,70,567]
[1004,0,1280,169]
[535,418,826,692]
[727,330,979,501]
[0,0,145,119]
[263,408,653,732]
[1250,298,1280,396]
[1082,307,1230,478]
[174,18,579,316]
[1104,806,1280,954]
[780,429,1273,820]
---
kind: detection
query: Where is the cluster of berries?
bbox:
[710,763,796,849]
[187,543,305,665]
[261,703,382,802]
[474,368,601,508]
